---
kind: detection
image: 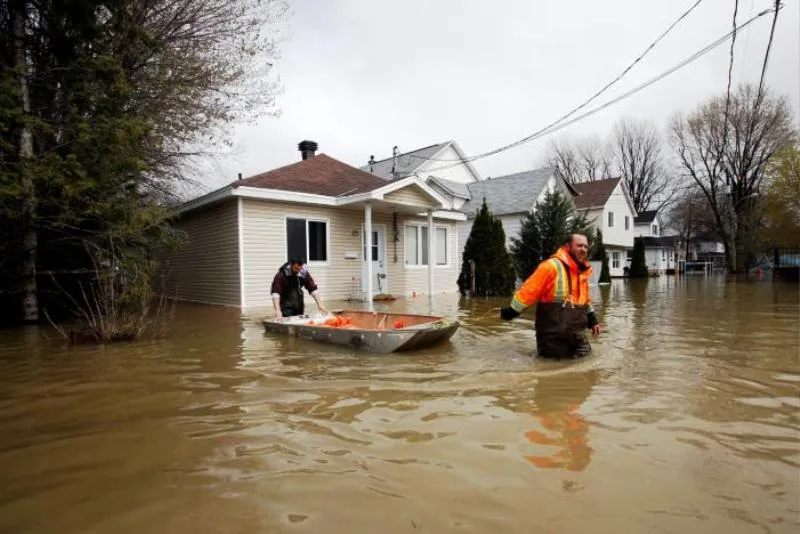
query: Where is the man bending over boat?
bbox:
[271,258,327,321]
[499,234,600,359]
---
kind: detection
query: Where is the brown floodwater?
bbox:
[0,276,798,534]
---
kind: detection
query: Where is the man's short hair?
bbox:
[289,257,305,265]
[565,233,589,245]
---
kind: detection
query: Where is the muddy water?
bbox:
[0,276,798,534]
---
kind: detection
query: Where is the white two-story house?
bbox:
[634,210,677,274]
[572,178,635,277]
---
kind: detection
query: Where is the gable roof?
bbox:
[572,178,622,210]
[233,153,388,196]
[361,140,483,183]
[459,167,558,217]
[634,210,659,224]
[426,176,471,199]
[361,143,448,180]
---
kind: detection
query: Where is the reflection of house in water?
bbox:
[523,370,599,472]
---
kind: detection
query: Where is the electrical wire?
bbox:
[414,7,777,176]
[408,0,707,164]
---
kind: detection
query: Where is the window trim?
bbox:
[608,211,615,228]
[652,224,659,236]
[404,222,451,269]
[284,215,331,266]
[624,215,630,230]
[611,251,621,269]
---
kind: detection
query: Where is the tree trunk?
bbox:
[13,1,38,323]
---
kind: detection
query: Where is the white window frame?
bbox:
[608,211,615,228]
[284,215,331,266]
[404,222,450,269]
[611,251,621,269]
[652,224,659,236]
[624,215,630,230]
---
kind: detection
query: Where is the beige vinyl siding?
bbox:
[383,186,437,209]
[241,198,459,308]
[164,199,241,306]
[400,216,459,294]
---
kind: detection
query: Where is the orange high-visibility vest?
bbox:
[510,246,594,313]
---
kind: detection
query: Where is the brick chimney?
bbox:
[298,140,318,160]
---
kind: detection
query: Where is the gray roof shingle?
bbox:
[427,176,471,198]
[634,210,658,224]
[360,143,448,181]
[460,167,557,217]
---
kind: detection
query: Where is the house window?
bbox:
[608,212,615,228]
[286,218,328,262]
[405,224,448,266]
[436,227,447,265]
[612,251,621,269]
[662,250,666,262]
[652,224,659,236]
[624,216,630,230]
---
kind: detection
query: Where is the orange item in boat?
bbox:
[393,320,405,329]
[323,316,352,328]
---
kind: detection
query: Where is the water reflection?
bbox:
[524,370,598,472]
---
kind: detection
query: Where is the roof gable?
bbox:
[233,154,388,196]
[572,178,622,210]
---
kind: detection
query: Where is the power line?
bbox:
[408,0,707,164]
[754,0,781,106]
[415,7,777,176]
[721,0,739,164]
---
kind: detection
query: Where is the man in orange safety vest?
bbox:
[500,234,601,359]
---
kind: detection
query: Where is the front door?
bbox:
[362,225,388,296]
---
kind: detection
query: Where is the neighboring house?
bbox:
[634,209,676,273]
[363,140,484,272]
[362,140,483,212]
[457,166,578,253]
[572,178,635,277]
[165,141,466,308]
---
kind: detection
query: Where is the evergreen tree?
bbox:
[628,237,649,278]
[462,199,516,296]
[590,228,611,284]
[510,190,594,278]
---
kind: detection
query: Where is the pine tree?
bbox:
[462,199,516,296]
[628,237,649,278]
[590,228,611,284]
[511,190,594,278]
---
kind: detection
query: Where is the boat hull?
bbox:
[262,310,459,353]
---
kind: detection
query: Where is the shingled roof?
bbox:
[360,143,448,181]
[572,178,622,209]
[232,154,389,196]
[634,210,658,224]
[460,167,557,216]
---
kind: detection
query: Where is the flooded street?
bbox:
[0,276,798,534]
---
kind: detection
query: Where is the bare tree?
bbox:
[548,136,612,184]
[612,118,672,214]
[669,84,797,272]
[663,187,718,261]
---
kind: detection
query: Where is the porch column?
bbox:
[427,209,434,298]
[364,202,373,309]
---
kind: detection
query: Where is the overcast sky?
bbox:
[189,0,799,196]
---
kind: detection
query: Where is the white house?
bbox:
[634,210,677,273]
[572,178,635,277]
[165,141,467,309]
[363,140,484,272]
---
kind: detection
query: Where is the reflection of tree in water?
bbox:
[523,370,600,472]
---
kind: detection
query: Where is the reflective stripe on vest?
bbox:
[550,258,568,303]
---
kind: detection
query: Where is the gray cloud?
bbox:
[190,0,800,195]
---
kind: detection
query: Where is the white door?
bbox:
[363,226,388,295]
